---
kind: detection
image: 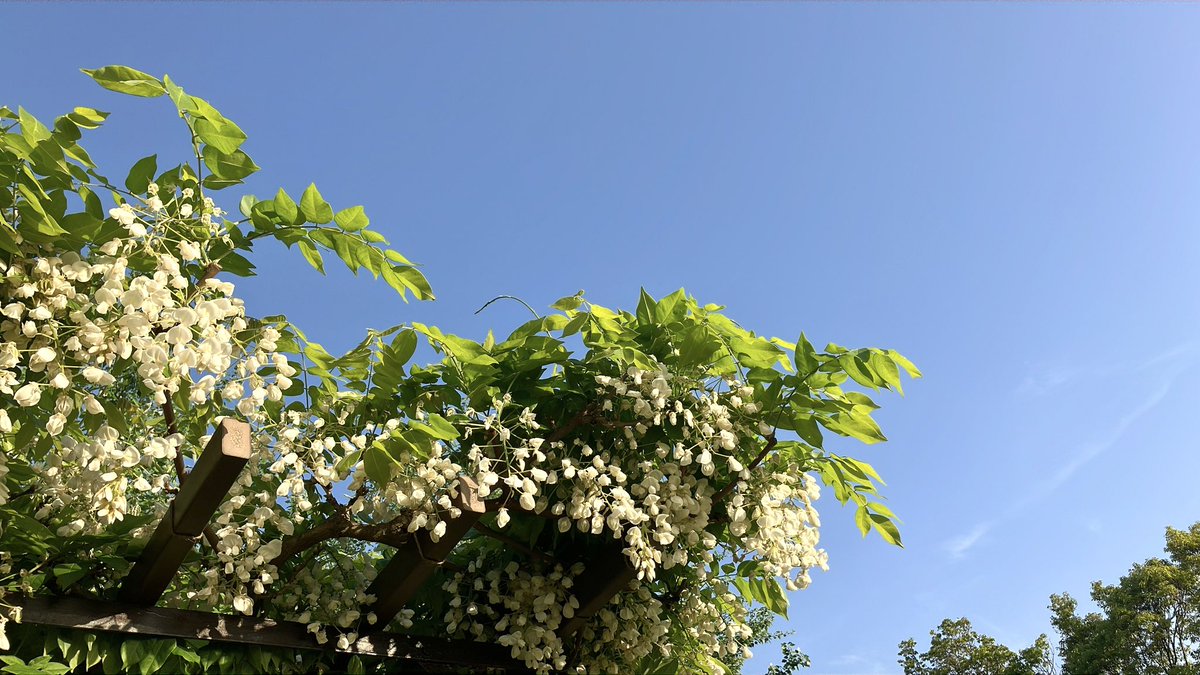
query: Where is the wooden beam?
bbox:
[7,596,531,672]
[119,419,251,605]
[366,476,485,629]
[558,545,638,637]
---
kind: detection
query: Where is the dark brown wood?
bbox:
[119,419,251,605]
[172,419,251,535]
[366,476,485,629]
[7,596,531,672]
[483,498,557,519]
[558,545,639,637]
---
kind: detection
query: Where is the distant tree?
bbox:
[898,617,1056,675]
[723,607,811,675]
[1050,522,1200,675]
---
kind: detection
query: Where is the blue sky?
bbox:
[6,3,1200,673]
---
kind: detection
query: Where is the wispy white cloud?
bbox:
[947,344,1194,560]
[1015,342,1193,397]
[943,521,993,559]
[1015,367,1078,397]
[810,652,901,675]
[1034,381,1171,497]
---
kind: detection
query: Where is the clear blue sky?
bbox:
[7,4,1200,673]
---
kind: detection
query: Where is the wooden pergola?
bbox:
[9,419,639,672]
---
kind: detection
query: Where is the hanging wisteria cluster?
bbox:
[0,66,918,674]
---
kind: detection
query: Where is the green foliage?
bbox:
[898,618,1056,675]
[0,66,922,673]
[0,623,404,675]
[1050,522,1200,675]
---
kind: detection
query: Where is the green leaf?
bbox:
[390,330,419,365]
[422,413,459,441]
[656,288,687,321]
[383,249,413,265]
[334,449,363,476]
[757,577,789,618]
[732,335,785,370]
[138,640,174,675]
[636,288,656,326]
[855,505,871,537]
[297,240,325,274]
[53,562,88,588]
[792,414,823,448]
[870,350,903,394]
[795,332,819,376]
[52,116,81,144]
[390,431,432,461]
[274,188,300,225]
[194,116,247,155]
[551,292,584,312]
[840,353,881,391]
[363,447,393,485]
[162,74,195,116]
[119,640,144,670]
[840,456,885,485]
[561,312,588,337]
[17,107,51,145]
[824,410,887,444]
[124,155,157,194]
[334,206,369,232]
[383,265,434,301]
[239,194,258,219]
[66,107,109,129]
[201,146,258,181]
[866,500,899,520]
[299,183,334,224]
[887,349,922,379]
[870,512,903,547]
[82,66,165,97]
[216,252,255,276]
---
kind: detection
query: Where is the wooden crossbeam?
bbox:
[119,419,251,605]
[558,545,638,637]
[7,596,531,672]
[366,476,485,630]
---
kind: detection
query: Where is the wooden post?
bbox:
[558,545,638,637]
[6,596,531,672]
[119,418,251,605]
[366,476,485,630]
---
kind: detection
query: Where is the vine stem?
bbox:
[474,294,540,319]
[710,434,777,506]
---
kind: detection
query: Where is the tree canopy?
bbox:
[901,522,1200,675]
[0,66,918,674]
[1050,523,1200,675]
[898,618,1055,675]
